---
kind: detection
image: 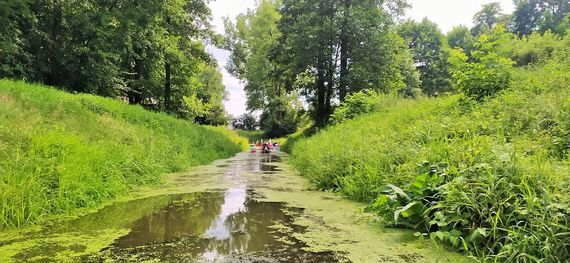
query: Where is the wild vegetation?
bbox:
[290,56,570,261]
[0,0,228,124]
[1,0,570,261]
[224,0,417,136]
[0,80,247,230]
[272,1,570,261]
[288,28,570,263]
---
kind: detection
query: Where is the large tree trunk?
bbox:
[325,61,334,122]
[46,0,63,86]
[163,16,172,112]
[316,64,327,126]
[164,61,171,111]
[339,0,351,102]
[129,46,144,104]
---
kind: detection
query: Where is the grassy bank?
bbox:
[234,130,266,143]
[0,79,247,230]
[289,61,570,261]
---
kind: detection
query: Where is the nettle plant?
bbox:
[449,26,515,102]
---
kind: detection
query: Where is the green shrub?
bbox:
[449,26,515,102]
[331,91,379,125]
[0,79,247,229]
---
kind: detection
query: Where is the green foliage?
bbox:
[500,30,570,66]
[226,0,409,131]
[0,0,227,124]
[472,2,508,36]
[231,113,259,131]
[449,26,515,102]
[259,94,307,138]
[279,124,316,153]
[331,91,379,125]
[235,130,266,143]
[511,0,570,36]
[398,18,452,96]
[0,80,247,229]
[447,25,475,57]
[289,58,570,260]
[224,0,303,136]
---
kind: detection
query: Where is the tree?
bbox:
[224,0,283,112]
[193,62,229,125]
[449,26,514,102]
[511,0,570,37]
[276,0,415,126]
[0,0,31,79]
[0,0,227,123]
[499,30,570,66]
[472,2,506,36]
[447,25,475,57]
[224,0,302,136]
[231,113,258,130]
[398,18,452,96]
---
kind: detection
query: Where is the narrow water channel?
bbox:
[0,152,469,262]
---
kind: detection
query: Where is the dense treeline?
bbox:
[225,0,570,136]
[0,0,228,124]
[225,0,417,133]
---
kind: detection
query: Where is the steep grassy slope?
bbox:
[0,79,247,229]
[289,62,570,260]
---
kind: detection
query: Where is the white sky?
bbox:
[208,0,515,116]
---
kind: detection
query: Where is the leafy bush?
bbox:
[0,80,247,229]
[331,91,379,125]
[500,30,570,66]
[449,26,515,102]
[290,59,570,260]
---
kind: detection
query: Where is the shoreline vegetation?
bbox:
[287,60,570,261]
[0,79,247,230]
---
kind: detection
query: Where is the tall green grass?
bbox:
[290,60,570,261]
[234,130,266,143]
[0,79,247,230]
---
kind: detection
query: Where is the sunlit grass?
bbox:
[289,61,570,260]
[0,79,247,229]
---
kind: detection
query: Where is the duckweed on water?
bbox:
[0,153,469,262]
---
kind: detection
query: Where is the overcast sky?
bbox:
[208,0,515,117]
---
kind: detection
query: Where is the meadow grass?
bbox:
[289,61,570,261]
[0,79,247,230]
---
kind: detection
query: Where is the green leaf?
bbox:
[387,184,410,200]
[394,201,418,222]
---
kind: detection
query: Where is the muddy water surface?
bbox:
[0,152,470,262]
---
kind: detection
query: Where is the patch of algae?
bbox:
[0,162,230,262]
[255,159,475,263]
[0,152,475,262]
[0,228,130,262]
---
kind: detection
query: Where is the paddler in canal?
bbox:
[261,141,271,153]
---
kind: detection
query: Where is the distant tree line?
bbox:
[400,0,570,97]
[0,0,228,125]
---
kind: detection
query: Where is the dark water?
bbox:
[85,189,336,262]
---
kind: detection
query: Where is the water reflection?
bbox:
[94,188,337,262]
[201,188,249,261]
[7,152,338,262]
